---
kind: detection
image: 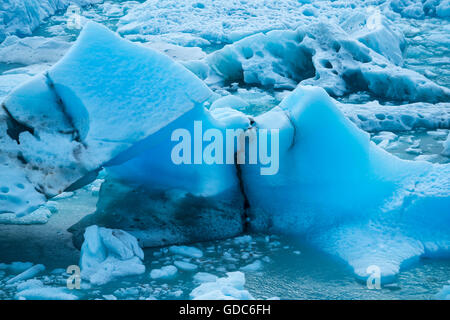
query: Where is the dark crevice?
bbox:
[2,103,35,144]
[44,72,83,144]
[282,109,297,150]
[235,153,250,233]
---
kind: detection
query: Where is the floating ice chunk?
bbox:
[150,265,178,280]
[240,260,262,272]
[169,246,203,259]
[242,86,450,282]
[233,235,253,245]
[193,272,218,284]
[80,225,145,286]
[190,272,254,300]
[6,264,45,284]
[16,287,78,300]
[174,261,198,272]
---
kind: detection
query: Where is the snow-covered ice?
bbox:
[80,225,145,285]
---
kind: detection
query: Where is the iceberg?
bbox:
[241,85,450,282]
[80,225,145,285]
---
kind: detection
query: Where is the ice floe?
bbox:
[80,225,145,285]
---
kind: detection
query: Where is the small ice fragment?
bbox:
[150,265,178,280]
[169,245,203,258]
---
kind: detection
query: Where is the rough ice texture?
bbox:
[189,272,254,300]
[117,0,312,43]
[337,100,450,132]
[0,35,71,65]
[68,94,244,248]
[0,22,212,217]
[389,0,450,19]
[241,86,450,282]
[206,22,450,103]
[0,0,102,42]
[442,133,450,156]
[80,225,145,285]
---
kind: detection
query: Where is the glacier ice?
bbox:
[389,0,450,19]
[80,225,145,285]
[0,20,449,286]
[0,21,213,217]
[0,0,102,42]
[206,22,450,103]
[169,246,204,259]
[241,85,450,282]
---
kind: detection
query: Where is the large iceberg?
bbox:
[0,22,212,217]
[0,0,103,42]
[241,86,450,282]
[1,22,449,285]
